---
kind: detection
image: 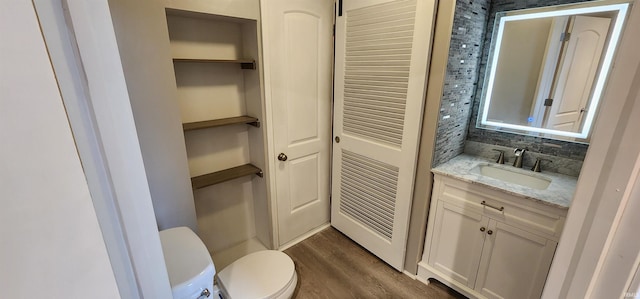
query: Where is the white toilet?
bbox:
[159,227,298,299]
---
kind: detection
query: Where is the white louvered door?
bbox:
[331,0,435,270]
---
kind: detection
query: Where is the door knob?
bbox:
[278,153,288,161]
[197,288,211,299]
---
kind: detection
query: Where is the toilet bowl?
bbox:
[159,227,297,299]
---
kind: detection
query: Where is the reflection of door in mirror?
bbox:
[487,18,552,126]
[529,16,569,129]
[539,16,611,141]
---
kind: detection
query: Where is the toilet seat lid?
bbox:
[218,250,296,299]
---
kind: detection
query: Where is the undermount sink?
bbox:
[473,164,552,190]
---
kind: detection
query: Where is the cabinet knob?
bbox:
[487,230,493,235]
[278,153,288,161]
[480,227,486,232]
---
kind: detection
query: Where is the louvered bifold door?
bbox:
[331,0,435,270]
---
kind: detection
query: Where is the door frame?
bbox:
[261,0,282,248]
[404,0,456,274]
[34,1,173,298]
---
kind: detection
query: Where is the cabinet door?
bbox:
[428,201,488,288]
[475,220,557,299]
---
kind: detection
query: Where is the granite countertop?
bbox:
[432,154,577,209]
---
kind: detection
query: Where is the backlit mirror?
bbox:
[477,1,630,142]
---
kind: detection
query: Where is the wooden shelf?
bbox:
[173,58,256,69]
[191,164,263,189]
[183,116,260,131]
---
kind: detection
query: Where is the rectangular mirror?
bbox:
[477,1,630,142]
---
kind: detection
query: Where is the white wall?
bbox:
[488,18,552,125]
[588,151,640,298]
[0,1,120,298]
[107,0,198,230]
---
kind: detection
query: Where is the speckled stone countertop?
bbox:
[433,155,577,209]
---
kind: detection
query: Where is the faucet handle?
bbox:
[492,149,505,164]
[531,158,552,172]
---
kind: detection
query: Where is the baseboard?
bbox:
[278,223,331,251]
[403,270,418,280]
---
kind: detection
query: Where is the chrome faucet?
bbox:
[513,148,527,168]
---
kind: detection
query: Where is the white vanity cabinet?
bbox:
[418,174,568,299]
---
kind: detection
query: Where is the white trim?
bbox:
[402,270,417,280]
[628,262,640,298]
[259,0,281,249]
[32,1,141,298]
[42,1,174,298]
[277,223,332,251]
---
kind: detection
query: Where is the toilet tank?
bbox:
[159,227,215,299]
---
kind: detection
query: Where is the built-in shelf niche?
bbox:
[191,163,263,189]
[166,6,271,266]
[183,116,260,131]
[173,58,256,69]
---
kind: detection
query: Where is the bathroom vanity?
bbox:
[417,155,577,299]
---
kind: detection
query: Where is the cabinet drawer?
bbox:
[434,175,567,240]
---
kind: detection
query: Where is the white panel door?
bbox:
[545,16,611,132]
[331,0,435,270]
[474,220,557,299]
[264,0,334,246]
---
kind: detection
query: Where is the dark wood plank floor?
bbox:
[284,227,466,299]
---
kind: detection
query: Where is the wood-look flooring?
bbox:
[284,227,466,299]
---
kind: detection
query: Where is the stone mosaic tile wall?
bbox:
[433,0,491,166]
[465,0,594,163]
[433,0,596,168]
